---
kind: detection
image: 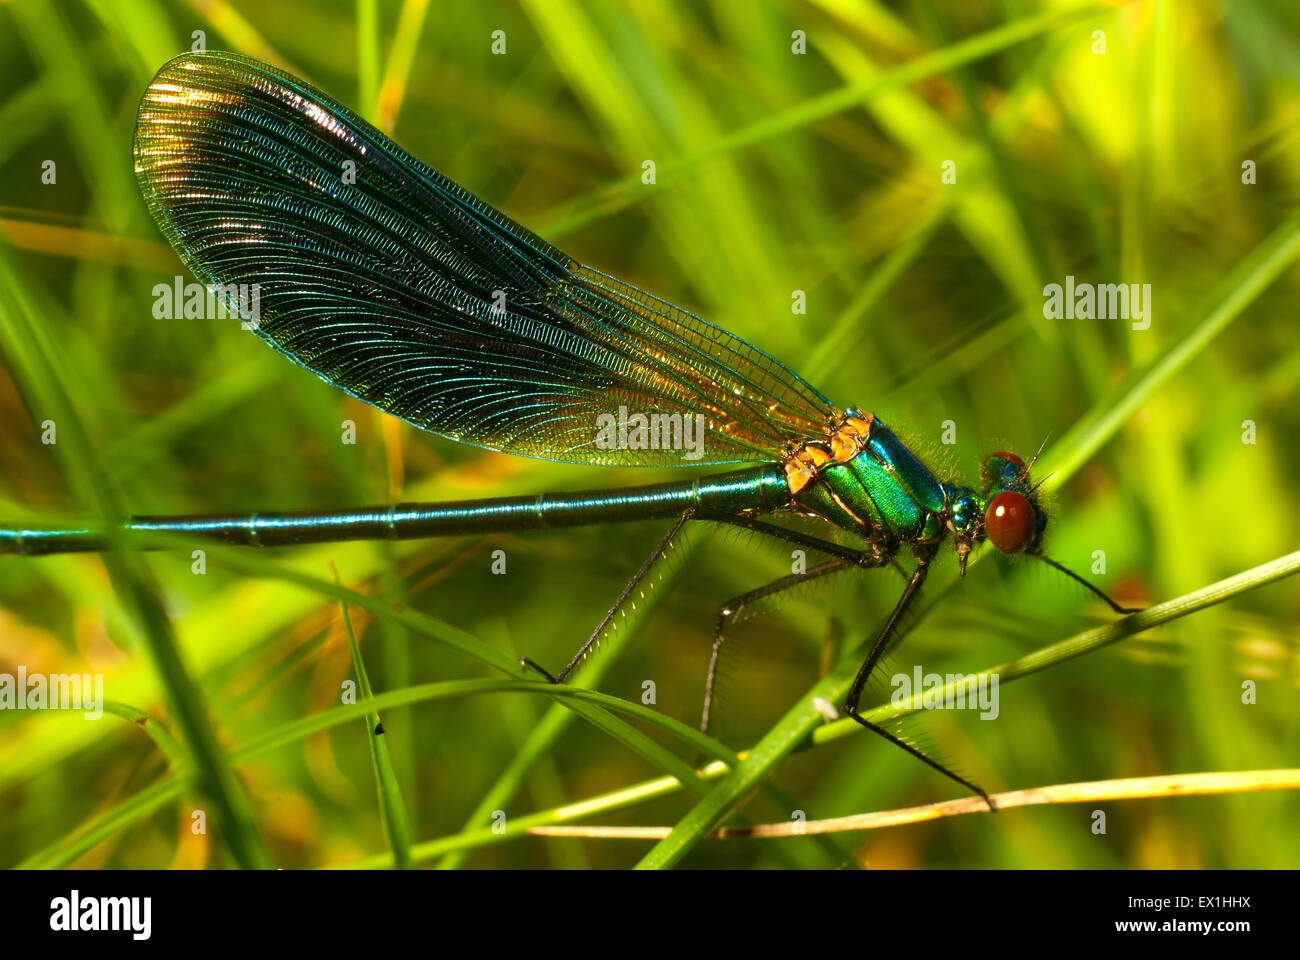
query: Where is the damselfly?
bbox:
[1,52,1135,808]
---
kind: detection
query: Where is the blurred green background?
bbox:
[0,0,1297,869]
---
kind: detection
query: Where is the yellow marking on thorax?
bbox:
[829,411,873,461]
[783,443,832,495]
[783,409,875,494]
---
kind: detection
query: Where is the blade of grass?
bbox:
[97,700,187,769]
[336,574,413,870]
[356,0,381,121]
[18,778,181,870]
[376,0,431,133]
[192,0,294,68]
[530,769,1300,839]
[41,699,186,771]
[1046,208,1300,485]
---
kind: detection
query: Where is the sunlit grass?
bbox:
[1,0,1297,869]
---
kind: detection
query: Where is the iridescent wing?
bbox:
[134,52,833,466]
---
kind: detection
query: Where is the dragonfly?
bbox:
[1,51,1134,809]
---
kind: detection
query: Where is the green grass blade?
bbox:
[97,701,187,769]
[1046,209,1300,485]
[356,0,381,121]
[337,586,413,870]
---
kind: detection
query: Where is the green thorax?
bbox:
[784,411,951,543]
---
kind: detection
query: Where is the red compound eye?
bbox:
[985,490,1035,554]
[991,451,1025,470]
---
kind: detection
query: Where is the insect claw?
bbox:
[519,657,560,684]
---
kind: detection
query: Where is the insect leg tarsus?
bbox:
[519,657,560,683]
[843,708,996,812]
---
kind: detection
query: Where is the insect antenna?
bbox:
[1025,433,1051,475]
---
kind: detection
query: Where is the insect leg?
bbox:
[521,507,885,684]
[693,509,876,567]
[520,508,695,684]
[842,542,997,811]
[701,558,854,735]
